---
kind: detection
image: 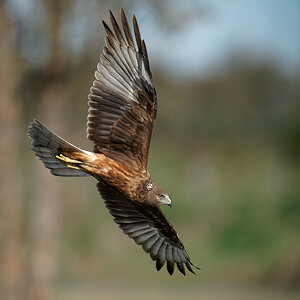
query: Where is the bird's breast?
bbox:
[86,154,148,198]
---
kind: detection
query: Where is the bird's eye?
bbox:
[158,194,165,199]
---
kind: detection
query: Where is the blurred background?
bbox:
[0,0,300,299]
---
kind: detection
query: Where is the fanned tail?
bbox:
[27,119,89,177]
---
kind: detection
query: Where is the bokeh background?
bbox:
[0,0,300,299]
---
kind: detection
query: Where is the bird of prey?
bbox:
[27,9,199,276]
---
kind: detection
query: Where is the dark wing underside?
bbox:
[97,182,199,275]
[87,10,157,170]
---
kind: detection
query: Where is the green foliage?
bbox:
[278,188,300,230]
[215,199,276,255]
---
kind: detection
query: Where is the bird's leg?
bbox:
[56,154,82,164]
[56,154,83,170]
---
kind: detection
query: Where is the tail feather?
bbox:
[27,119,89,177]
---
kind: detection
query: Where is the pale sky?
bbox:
[6,0,300,79]
[138,0,300,78]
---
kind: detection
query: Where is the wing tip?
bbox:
[177,263,186,276]
[156,259,165,271]
[132,13,142,50]
[189,259,201,271]
[167,261,175,276]
[154,257,200,276]
[120,8,126,18]
[102,20,114,37]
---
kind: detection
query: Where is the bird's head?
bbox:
[156,192,172,207]
[145,180,172,207]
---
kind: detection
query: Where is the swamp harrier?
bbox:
[27,9,199,275]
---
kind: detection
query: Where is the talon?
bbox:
[66,165,81,170]
[56,154,82,164]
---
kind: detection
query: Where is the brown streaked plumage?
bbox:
[27,9,199,276]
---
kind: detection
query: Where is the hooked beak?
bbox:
[166,195,172,207]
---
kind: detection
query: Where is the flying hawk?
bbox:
[27,9,199,276]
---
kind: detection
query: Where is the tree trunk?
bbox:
[26,1,67,299]
[0,5,25,300]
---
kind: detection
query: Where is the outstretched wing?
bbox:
[87,10,157,170]
[97,182,199,276]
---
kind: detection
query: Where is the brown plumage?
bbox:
[27,9,199,276]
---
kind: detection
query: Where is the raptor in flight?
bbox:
[28,9,199,275]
